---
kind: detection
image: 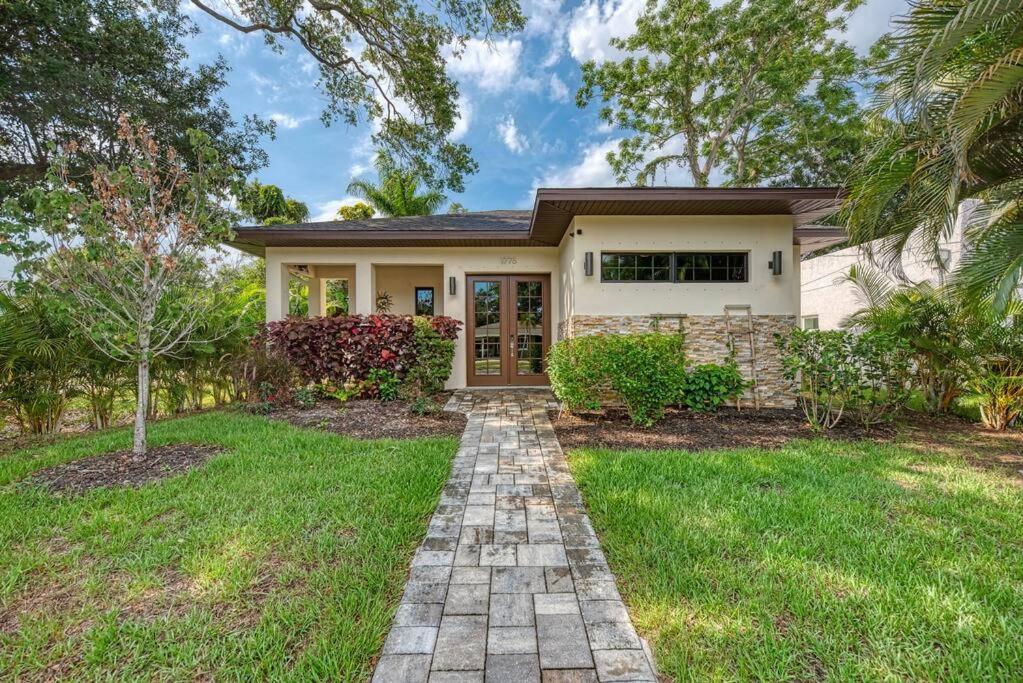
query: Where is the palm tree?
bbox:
[843,0,1023,311]
[0,287,83,433]
[842,265,972,413]
[347,152,446,217]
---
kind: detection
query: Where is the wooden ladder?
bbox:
[649,313,687,334]
[723,304,760,410]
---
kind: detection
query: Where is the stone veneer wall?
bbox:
[557,314,797,408]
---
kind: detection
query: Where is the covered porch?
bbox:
[268,262,446,319]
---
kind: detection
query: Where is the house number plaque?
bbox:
[500,256,518,265]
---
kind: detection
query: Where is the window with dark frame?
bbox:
[676,252,747,282]
[600,252,748,283]
[414,287,435,316]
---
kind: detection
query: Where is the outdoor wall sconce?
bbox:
[768,250,783,276]
[449,276,457,295]
[584,251,594,276]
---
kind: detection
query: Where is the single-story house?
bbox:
[229,187,845,406]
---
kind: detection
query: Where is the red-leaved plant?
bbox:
[265,314,461,385]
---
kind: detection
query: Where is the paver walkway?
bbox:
[373,390,656,683]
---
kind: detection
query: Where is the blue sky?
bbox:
[0,0,908,280]
[182,0,909,221]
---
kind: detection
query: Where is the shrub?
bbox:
[410,395,440,415]
[234,333,297,405]
[401,317,459,399]
[775,329,858,431]
[548,333,687,426]
[683,363,748,412]
[776,329,914,431]
[964,320,1023,430]
[293,386,317,409]
[264,314,460,386]
[367,368,401,401]
[848,331,913,427]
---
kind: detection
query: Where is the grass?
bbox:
[569,438,1023,681]
[0,410,456,680]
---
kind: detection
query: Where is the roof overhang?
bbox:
[229,230,541,257]
[226,187,846,256]
[529,187,845,245]
[792,224,847,254]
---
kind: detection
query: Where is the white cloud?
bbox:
[268,112,307,129]
[549,73,570,103]
[840,0,909,54]
[534,139,621,190]
[531,136,698,195]
[497,115,528,154]
[568,0,645,64]
[521,0,569,64]
[446,39,523,92]
[298,54,319,75]
[522,0,566,34]
[312,196,374,222]
[450,95,474,140]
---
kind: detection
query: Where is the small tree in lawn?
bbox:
[10,114,236,457]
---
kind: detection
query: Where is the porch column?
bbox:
[265,258,290,322]
[307,269,327,317]
[443,262,467,389]
[354,261,373,314]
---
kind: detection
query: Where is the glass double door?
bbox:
[467,274,550,386]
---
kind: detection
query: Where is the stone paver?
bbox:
[373,390,655,682]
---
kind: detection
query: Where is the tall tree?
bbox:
[0,0,269,197]
[237,180,309,225]
[3,115,236,457]
[347,152,446,216]
[843,0,1023,312]
[577,0,866,187]
[189,0,524,192]
[337,202,375,220]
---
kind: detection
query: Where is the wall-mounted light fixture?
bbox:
[767,250,783,276]
[584,251,594,276]
[448,276,457,295]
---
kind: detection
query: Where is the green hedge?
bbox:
[548,333,687,426]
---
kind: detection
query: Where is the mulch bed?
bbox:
[271,397,466,440]
[30,444,224,494]
[550,406,1023,481]
[897,413,1023,481]
[550,406,887,453]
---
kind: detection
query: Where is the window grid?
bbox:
[600,252,748,283]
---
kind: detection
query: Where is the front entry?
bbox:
[466,274,551,386]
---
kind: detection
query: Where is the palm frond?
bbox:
[956,200,1023,311]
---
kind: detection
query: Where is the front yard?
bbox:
[569,434,1023,680]
[0,411,456,679]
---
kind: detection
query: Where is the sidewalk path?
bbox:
[372,390,656,682]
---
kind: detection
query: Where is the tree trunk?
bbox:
[134,357,150,458]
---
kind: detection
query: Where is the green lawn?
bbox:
[569,439,1023,681]
[0,411,456,680]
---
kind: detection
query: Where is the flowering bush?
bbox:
[264,314,461,388]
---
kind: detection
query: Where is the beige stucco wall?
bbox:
[374,265,445,315]
[557,223,577,336]
[567,215,801,317]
